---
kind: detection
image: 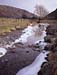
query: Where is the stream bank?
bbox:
[38,24,57,75]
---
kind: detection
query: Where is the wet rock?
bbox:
[28,44,40,48]
[44,36,52,43]
[15,26,20,30]
[46,54,49,56]
[32,48,40,52]
[46,25,55,35]
[41,62,47,68]
[10,28,16,31]
[45,57,48,61]
[14,43,24,48]
[44,44,52,51]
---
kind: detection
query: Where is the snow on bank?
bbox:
[0,48,7,57]
[16,51,49,75]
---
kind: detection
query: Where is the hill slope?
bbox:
[45,9,57,20]
[0,5,38,19]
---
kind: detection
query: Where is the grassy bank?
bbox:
[0,18,32,34]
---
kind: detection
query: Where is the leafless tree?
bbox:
[34,5,49,18]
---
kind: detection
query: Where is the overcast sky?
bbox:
[0,0,57,13]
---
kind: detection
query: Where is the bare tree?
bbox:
[34,5,49,18]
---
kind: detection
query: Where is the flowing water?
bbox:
[16,51,49,75]
[15,23,49,75]
[5,23,49,48]
[0,23,50,75]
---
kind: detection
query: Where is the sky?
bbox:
[0,0,57,13]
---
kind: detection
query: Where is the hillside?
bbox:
[0,5,38,19]
[45,9,57,20]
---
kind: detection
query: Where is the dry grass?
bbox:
[0,18,31,34]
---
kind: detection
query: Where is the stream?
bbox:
[15,23,49,75]
[0,23,50,75]
[16,50,49,75]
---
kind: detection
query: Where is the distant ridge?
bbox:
[0,5,38,19]
[45,9,57,20]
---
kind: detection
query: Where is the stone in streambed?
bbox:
[44,36,52,43]
[0,48,7,57]
[44,43,54,51]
